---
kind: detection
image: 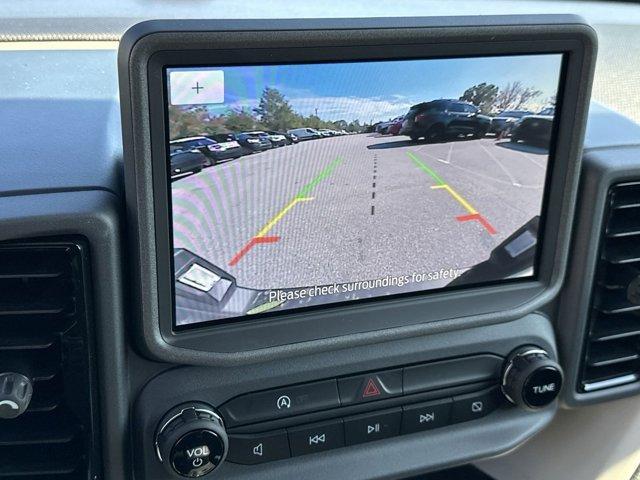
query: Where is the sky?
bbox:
[168,54,563,124]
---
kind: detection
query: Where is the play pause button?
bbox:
[344,408,401,445]
[401,398,452,434]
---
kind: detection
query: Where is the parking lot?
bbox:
[171,134,548,290]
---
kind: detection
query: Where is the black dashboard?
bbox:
[1,12,640,480]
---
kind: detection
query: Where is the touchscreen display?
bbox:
[166,54,563,327]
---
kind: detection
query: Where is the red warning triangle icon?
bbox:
[362,378,381,398]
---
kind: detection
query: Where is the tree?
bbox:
[332,119,348,130]
[224,107,259,132]
[169,106,202,139]
[168,85,372,138]
[459,83,499,114]
[303,114,324,130]
[253,87,300,131]
[347,120,362,132]
[168,106,227,139]
[495,81,542,111]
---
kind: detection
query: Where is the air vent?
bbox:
[0,239,101,479]
[580,181,640,392]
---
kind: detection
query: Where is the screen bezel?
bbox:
[163,52,566,331]
[121,17,596,363]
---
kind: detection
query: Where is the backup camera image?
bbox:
[167,54,563,327]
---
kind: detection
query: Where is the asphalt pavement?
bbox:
[171,133,548,291]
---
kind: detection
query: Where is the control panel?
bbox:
[225,386,500,466]
[150,347,562,477]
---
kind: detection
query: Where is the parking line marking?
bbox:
[509,147,545,169]
[229,157,343,266]
[431,185,477,215]
[442,162,544,189]
[479,143,521,187]
[445,143,454,164]
[418,150,448,165]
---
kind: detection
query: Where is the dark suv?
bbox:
[400,99,491,142]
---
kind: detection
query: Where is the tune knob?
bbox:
[0,372,33,419]
[501,346,563,410]
[155,403,228,478]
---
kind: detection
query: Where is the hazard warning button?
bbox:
[337,369,402,405]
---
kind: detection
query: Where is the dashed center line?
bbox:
[371,154,378,215]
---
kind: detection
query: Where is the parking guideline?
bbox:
[229,157,344,266]
[431,185,477,215]
[407,151,496,235]
[255,197,314,238]
[407,152,446,186]
[296,157,343,199]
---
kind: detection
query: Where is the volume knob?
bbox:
[0,372,33,419]
[155,403,228,478]
[501,346,563,410]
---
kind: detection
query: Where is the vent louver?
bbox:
[0,240,100,479]
[580,181,640,392]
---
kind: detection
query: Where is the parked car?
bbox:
[169,148,205,178]
[510,113,554,147]
[287,127,322,140]
[317,129,334,137]
[266,130,298,145]
[208,132,256,156]
[169,136,236,166]
[538,106,556,116]
[400,99,492,142]
[376,121,392,133]
[204,133,244,160]
[377,116,404,135]
[248,130,287,147]
[386,116,405,135]
[236,132,273,152]
[489,110,534,135]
